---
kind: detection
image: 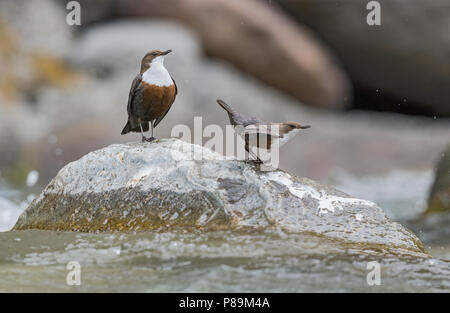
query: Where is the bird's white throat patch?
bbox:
[142,56,173,87]
[278,128,300,147]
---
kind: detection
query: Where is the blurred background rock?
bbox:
[427,145,450,214]
[0,0,449,253]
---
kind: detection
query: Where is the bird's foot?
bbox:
[143,136,156,143]
[244,158,262,165]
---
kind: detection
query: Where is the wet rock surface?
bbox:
[14,139,426,257]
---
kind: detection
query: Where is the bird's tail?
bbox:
[121,121,149,135]
[216,99,235,114]
[121,121,132,135]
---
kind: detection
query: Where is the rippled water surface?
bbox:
[0,229,449,292]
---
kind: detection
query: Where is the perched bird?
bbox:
[216,99,310,162]
[121,49,177,142]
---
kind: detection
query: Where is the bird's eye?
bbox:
[152,52,157,56]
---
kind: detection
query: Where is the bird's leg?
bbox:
[142,121,155,142]
[249,151,263,164]
[246,145,263,164]
[149,120,156,141]
[139,122,149,143]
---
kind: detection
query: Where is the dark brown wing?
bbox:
[153,76,177,128]
[242,123,281,139]
[127,74,143,127]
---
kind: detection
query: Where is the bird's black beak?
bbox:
[161,49,172,55]
[300,125,311,129]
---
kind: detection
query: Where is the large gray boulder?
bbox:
[14,139,426,257]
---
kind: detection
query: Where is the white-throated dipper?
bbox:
[217,99,310,162]
[121,49,177,142]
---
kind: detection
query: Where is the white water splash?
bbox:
[0,197,24,232]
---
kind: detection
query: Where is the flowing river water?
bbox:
[0,170,449,292]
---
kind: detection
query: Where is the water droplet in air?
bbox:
[26,170,39,187]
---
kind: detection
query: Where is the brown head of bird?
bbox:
[281,121,311,131]
[140,49,172,73]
